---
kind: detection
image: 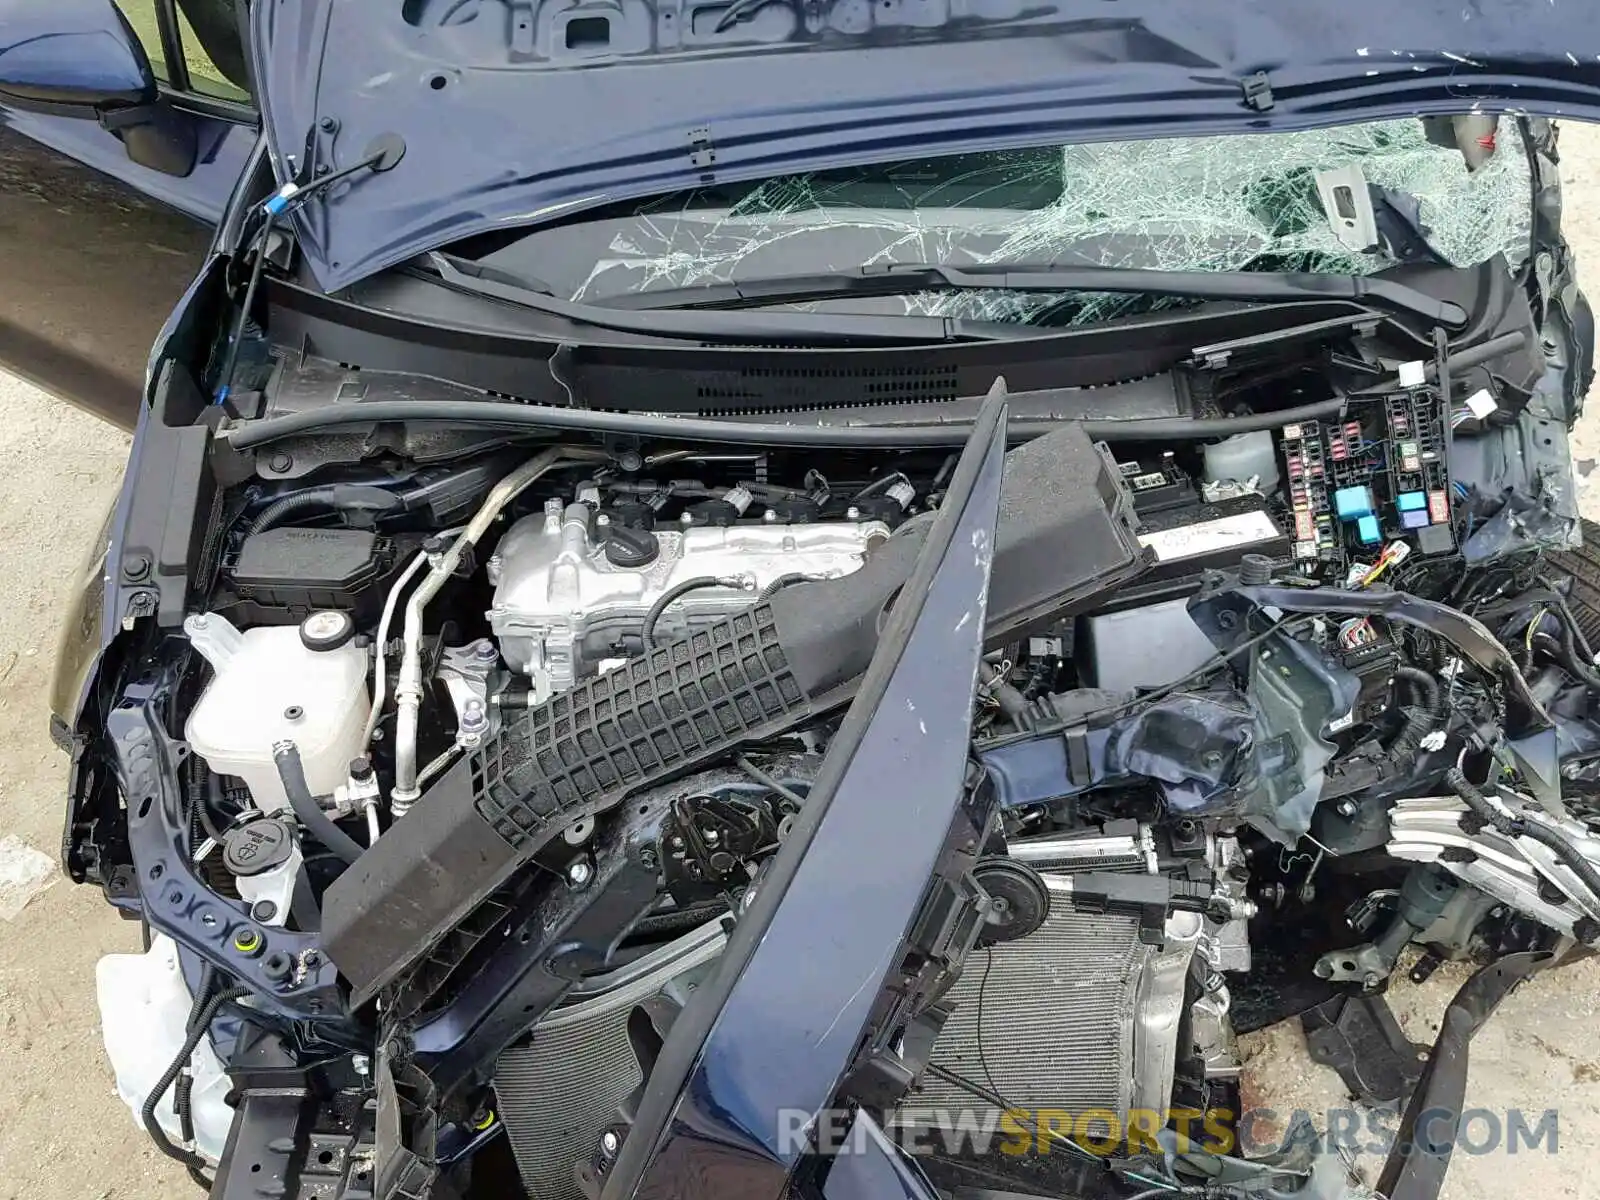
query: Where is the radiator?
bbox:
[496,880,1200,1197]
[494,922,724,1200]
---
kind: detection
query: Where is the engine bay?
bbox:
[62,217,1600,1200]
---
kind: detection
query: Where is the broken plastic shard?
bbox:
[572,117,1532,326]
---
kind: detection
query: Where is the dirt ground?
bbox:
[7,126,1600,1200]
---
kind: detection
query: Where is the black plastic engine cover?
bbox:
[322,424,1149,1004]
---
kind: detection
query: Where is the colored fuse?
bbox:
[1402,455,1421,472]
[1331,443,1347,461]
[1428,491,1450,523]
[1295,512,1316,540]
[1295,539,1318,558]
[1283,424,1303,440]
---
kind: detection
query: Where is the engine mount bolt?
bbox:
[568,861,593,887]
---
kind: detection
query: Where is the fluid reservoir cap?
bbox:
[221,819,294,877]
[604,525,660,569]
[300,610,356,652]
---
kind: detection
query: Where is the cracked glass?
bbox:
[547,117,1533,325]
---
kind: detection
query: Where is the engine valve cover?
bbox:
[489,500,889,695]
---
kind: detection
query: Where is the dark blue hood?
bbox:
[253,0,1600,293]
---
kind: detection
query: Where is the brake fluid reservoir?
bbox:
[183,611,369,813]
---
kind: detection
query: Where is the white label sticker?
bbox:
[1138,510,1281,563]
[1397,360,1428,388]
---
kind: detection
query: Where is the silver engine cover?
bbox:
[489,501,888,697]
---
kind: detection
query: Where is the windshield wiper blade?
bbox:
[606,262,1468,327]
[419,253,1019,344]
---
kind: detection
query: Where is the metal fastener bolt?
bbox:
[601,1131,620,1155]
[703,829,719,845]
[123,554,151,582]
[250,900,279,923]
[846,505,861,520]
[319,116,337,132]
[568,861,593,887]
[762,510,778,523]
[597,513,611,527]
[232,928,263,955]
[268,451,293,473]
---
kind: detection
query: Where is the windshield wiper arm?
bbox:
[418,253,1020,344]
[606,262,1468,327]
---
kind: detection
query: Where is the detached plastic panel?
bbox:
[321,424,1150,1003]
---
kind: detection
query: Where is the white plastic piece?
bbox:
[184,612,370,814]
[1314,164,1379,253]
[97,935,231,1164]
[1397,360,1428,388]
[1465,388,1499,419]
[1201,431,1280,493]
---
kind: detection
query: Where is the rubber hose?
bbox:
[273,742,365,865]
[1444,767,1600,910]
[200,768,228,845]
[140,984,249,1171]
[640,576,735,651]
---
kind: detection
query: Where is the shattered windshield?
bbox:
[476,117,1533,325]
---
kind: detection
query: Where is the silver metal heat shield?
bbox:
[494,922,725,1200]
[901,879,1202,1137]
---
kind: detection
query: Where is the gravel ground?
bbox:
[5,125,1600,1200]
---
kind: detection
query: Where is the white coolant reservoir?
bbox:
[97,934,231,1163]
[183,611,369,813]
